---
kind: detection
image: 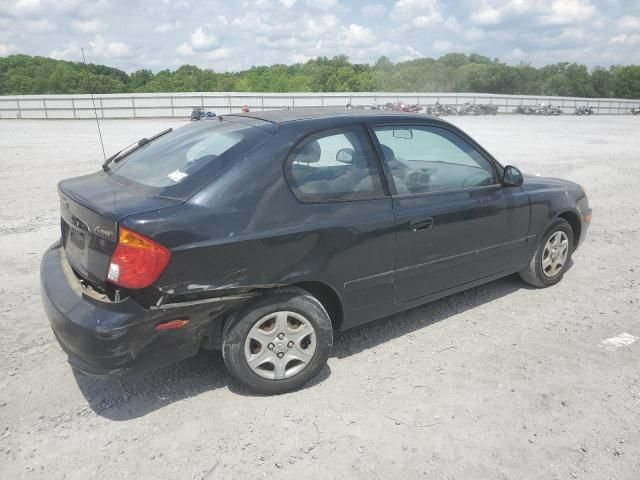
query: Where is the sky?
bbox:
[0,0,639,72]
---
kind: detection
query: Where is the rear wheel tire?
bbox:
[519,218,574,288]
[222,288,333,395]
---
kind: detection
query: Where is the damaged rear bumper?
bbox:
[40,242,249,377]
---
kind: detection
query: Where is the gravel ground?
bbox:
[1,115,639,480]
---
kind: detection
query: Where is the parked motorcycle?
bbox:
[513,103,562,115]
[574,106,595,115]
[426,102,457,116]
[346,103,384,110]
[513,105,534,114]
[190,107,216,120]
[383,102,424,113]
[457,103,498,116]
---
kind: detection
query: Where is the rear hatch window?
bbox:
[108,119,270,199]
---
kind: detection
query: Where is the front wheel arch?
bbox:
[557,210,581,248]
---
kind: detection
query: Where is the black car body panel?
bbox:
[41,242,252,375]
[41,109,591,376]
[58,175,182,288]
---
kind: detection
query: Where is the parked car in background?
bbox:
[41,109,591,394]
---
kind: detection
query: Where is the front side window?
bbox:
[372,126,496,195]
[286,126,384,202]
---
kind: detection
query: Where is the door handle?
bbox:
[410,218,434,232]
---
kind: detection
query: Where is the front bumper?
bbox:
[576,195,592,249]
[40,242,230,377]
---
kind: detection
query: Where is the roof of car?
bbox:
[226,108,438,125]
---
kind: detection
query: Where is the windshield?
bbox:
[109,120,267,198]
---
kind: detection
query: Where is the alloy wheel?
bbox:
[541,230,569,278]
[243,311,317,380]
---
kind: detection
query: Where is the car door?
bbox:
[283,123,396,327]
[369,123,530,304]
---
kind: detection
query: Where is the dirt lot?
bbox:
[1,115,639,480]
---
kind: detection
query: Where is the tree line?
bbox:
[1,53,639,98]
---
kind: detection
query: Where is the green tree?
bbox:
[1,53,639,98]
[591,67,613,97]
[612,65,640,99]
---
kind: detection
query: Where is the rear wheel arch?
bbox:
[215,281,343,349]
[291,281,343,331]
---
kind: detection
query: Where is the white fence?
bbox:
[0,92,639,119]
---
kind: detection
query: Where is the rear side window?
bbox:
[285,126,384,202]
[110,120,267,199]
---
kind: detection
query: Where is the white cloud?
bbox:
[2,0,639,72]
[507,48,526,60]
[88,35,131,58]
[9,0,87,16]
[307,0,338,11]
[444,16,461,33]
[154,21,182,33]
[340,24,375,47]
[470,0,596,26]
[190,26,217,51]
[361,3,386,17]
[470,0,534,26]
[72,19,107,33]
[0,43,17,55]
[303,14,339,37]
[15,0,41,13]
[206,47,231,60]
[433,39,453,52]
[289,52,311,63]
[610,33,640,46]
[391,0,442,28]
[464,27,486,42]
[251,0,274,9]
[542,0,596,25]
[176,42,193,55]
[398,45,423,61]
[617,15,640,32]
[50,41,80,60]
[256,35,299,49]
[26,19,56,32]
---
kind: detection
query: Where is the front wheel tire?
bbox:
[222,288,333,395]
[519,218,574,288]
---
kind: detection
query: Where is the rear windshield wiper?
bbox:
[102,128,173,172]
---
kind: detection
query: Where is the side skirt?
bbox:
[341,266,523,330]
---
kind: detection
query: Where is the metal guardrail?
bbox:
[0,92,639,119]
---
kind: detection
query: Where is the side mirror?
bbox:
[502,165,523,187]
[336,147,355,164]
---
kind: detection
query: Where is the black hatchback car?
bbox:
[41,109,591,394]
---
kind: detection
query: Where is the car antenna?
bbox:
[81,47,107,165]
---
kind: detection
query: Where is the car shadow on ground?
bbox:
[74,274,530,421]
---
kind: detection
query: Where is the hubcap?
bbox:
[244,311,317,380]
[541,230,569,278]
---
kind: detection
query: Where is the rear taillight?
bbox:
[107,227,170,289]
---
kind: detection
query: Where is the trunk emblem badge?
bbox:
[94,226,115,239]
